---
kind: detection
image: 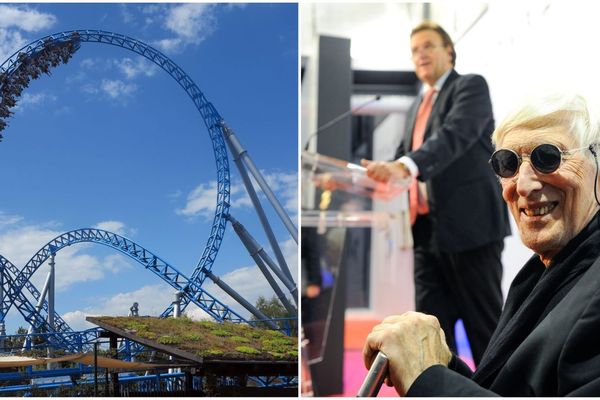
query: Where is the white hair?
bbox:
[493,91,600,151]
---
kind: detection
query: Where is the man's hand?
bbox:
[305,284,321,299]
[362,312,452,396]
[360,159,411,182]
[312,172,350,192]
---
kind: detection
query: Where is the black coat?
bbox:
[395,69,510,251]
[407,213,600,396]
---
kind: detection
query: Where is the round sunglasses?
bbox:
[489,143,591,178]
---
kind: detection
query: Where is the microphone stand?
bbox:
[303,95,381,151]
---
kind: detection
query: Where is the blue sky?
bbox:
[0,3,298,332]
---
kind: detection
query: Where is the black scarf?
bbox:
[473,211,600,387]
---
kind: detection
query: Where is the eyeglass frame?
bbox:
[489,143,596,179]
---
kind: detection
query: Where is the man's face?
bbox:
[410,29,453,86]
[498,127,598,265]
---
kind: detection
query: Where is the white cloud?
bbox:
[223,4,247,11]
[100,79,137,99]
[93,220,133,237]
[78,60,149,101]
[116,4,238,54]
[141,4,164,15]
[0,6,56,63]
[13,92,57,112]
[65,70,87,85]
[175,180,252,220]
[119,4,134,25]
[176,170,298,221]
[230,181,255,209]
[281,238,299,283]
[81,83,99,95]
[62,283,175,331]
[153,38,183,54]
[0,29,27,67]
[46,250,132,292]
[0,221,135,294]
[114,57,157,80]
[76,57,155,103]
[0,225,59,267]
[0,212,23,230]
[79,58,96,69]
[176,181,217,219]
[61,310,91,331]
[0,216,181,332]
[164,4,216,42]
[98,284,178,317]
[53,105,72,116]
[101,253,133,275]
[0,5,56,32]
[153,4,218,53]
[261,170,298,215]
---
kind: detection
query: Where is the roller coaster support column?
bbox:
[227,215,298,313]
[22,266,54,352]
[221,123,297,283]
[0,271,4,352]
[94,341,99,397]
[169,292,183,376]
[0,322,5,352]
[48,252,56,362]
[48,253,56,331]
[201,268,279,330]
[109,334,120,396]
[173,291,182,318]
[0,272,3,321]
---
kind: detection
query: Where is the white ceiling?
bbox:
[301,3,490,71]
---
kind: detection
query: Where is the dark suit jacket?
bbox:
[395,69,510,252]
[407,214,600,396]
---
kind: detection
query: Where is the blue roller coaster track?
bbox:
[0,29,293,352]
[0,29,231,296]
[2,229,253,343]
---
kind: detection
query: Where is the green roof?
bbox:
[93,316,298,362]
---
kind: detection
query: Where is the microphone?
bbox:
[303,95,382,151]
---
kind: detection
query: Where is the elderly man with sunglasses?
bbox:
[362,92,600,396]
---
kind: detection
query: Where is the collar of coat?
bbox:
[473,210,600,386]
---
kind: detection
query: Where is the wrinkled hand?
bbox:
[362,312,452,396]
[360,159,411,182]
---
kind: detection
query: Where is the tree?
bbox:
[251,295,297,334]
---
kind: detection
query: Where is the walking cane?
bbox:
[356,352,389,397]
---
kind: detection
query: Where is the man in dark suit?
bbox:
[362,22,510,365]
[362,91,600,396]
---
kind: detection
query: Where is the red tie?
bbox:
[409,87,435,225]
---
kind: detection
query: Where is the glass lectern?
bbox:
[301,151,413,396]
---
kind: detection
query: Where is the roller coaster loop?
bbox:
[1,228,260,350]
[0,29,231,297]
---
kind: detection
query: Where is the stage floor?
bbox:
[337,318,475,397]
